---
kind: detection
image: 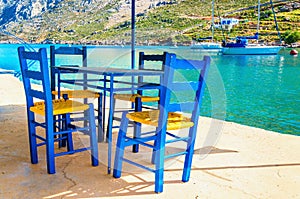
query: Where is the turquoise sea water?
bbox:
[0,44,299,135]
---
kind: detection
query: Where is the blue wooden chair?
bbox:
[18,46,98,174]
[112,52,167,116]
[111,52,167,136]
[112,51,167,109]
[49,45,104,142]
[106,52,167,173]
[113,53,210,193]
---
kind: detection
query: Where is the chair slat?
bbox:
[168,102,198,112]
[54,46,83,55]
[168,82,199,91]
[142,54,166,61]
[28,89,45,100]
[174,59,206,70]
[25,70,43,80]
[21,51,43,60]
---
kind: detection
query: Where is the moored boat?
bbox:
[222,33,282,55]
[221,0,282,55]
[222,45,282,55]
[190,0,223,51]
[190,41,222,50]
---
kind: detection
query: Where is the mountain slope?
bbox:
[0,0,299,45]
[0,0,64,25]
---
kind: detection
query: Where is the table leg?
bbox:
[97,93,104,142]
[106,76,114,174]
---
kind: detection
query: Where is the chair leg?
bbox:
[155,171,164,193]
[53,115,58,146]
[60,94,70,148]
[153,126,167,193]
[132,121,140,153]
[151,129,158,164]
[107,96,116,174]
[132,97,142,153]
[28,111,38,164]
[113,111,129,178]
[88,104,99,166]
[182,128,197,182]
[107,97,116,140]
[154,145,165,193]
[102,90,107,142]
[46,120,56,174]
[97,93,104,142]
[83,97,88,128]
[65,113,74,153]
[59,114,67,148]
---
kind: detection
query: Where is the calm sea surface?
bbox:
[0,44,299,136]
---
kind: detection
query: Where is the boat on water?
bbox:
[222,44,282,55]
[222,33,282,55]
[221,0,282,55]
[190,0,223,51]
[190,39,222,50]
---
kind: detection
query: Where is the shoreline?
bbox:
[0,42,298,48]
[0,73,296,136]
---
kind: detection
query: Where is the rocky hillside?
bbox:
[0,0,299,45]
[0,0,63,25]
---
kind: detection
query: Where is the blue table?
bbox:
[52,66,163,173]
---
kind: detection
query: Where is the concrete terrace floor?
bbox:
[1,104,300,199]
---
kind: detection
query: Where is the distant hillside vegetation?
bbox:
[0,0,299,45]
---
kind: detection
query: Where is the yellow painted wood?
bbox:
[126,110,194,130]
[114,93,159,103]
[52,90,100,98]
[30,99,89,116]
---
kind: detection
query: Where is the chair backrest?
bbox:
[50,46,87,67]
[18,47,53,115]
[158,53,210,130]
[138,51,167,70]
[136,52,168,97]
[50,45,87,92]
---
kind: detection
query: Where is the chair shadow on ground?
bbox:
[2,105,300,198]
[43,144,300,198]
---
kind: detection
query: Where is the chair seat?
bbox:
[126,110,194,130]
[52,90,100,98]
[114,94,159,103]
[113,53,211,193]
[30,99,89,116]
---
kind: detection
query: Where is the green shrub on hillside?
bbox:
[3,0,300,45]
[283,31,300,44]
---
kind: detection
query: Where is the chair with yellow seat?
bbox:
[113,53,211,193]
[18,46,98,174]
[110,52,167,152]
[49,45,104,142]
[112,51,167,106]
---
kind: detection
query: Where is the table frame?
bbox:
[51,66,163,173]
